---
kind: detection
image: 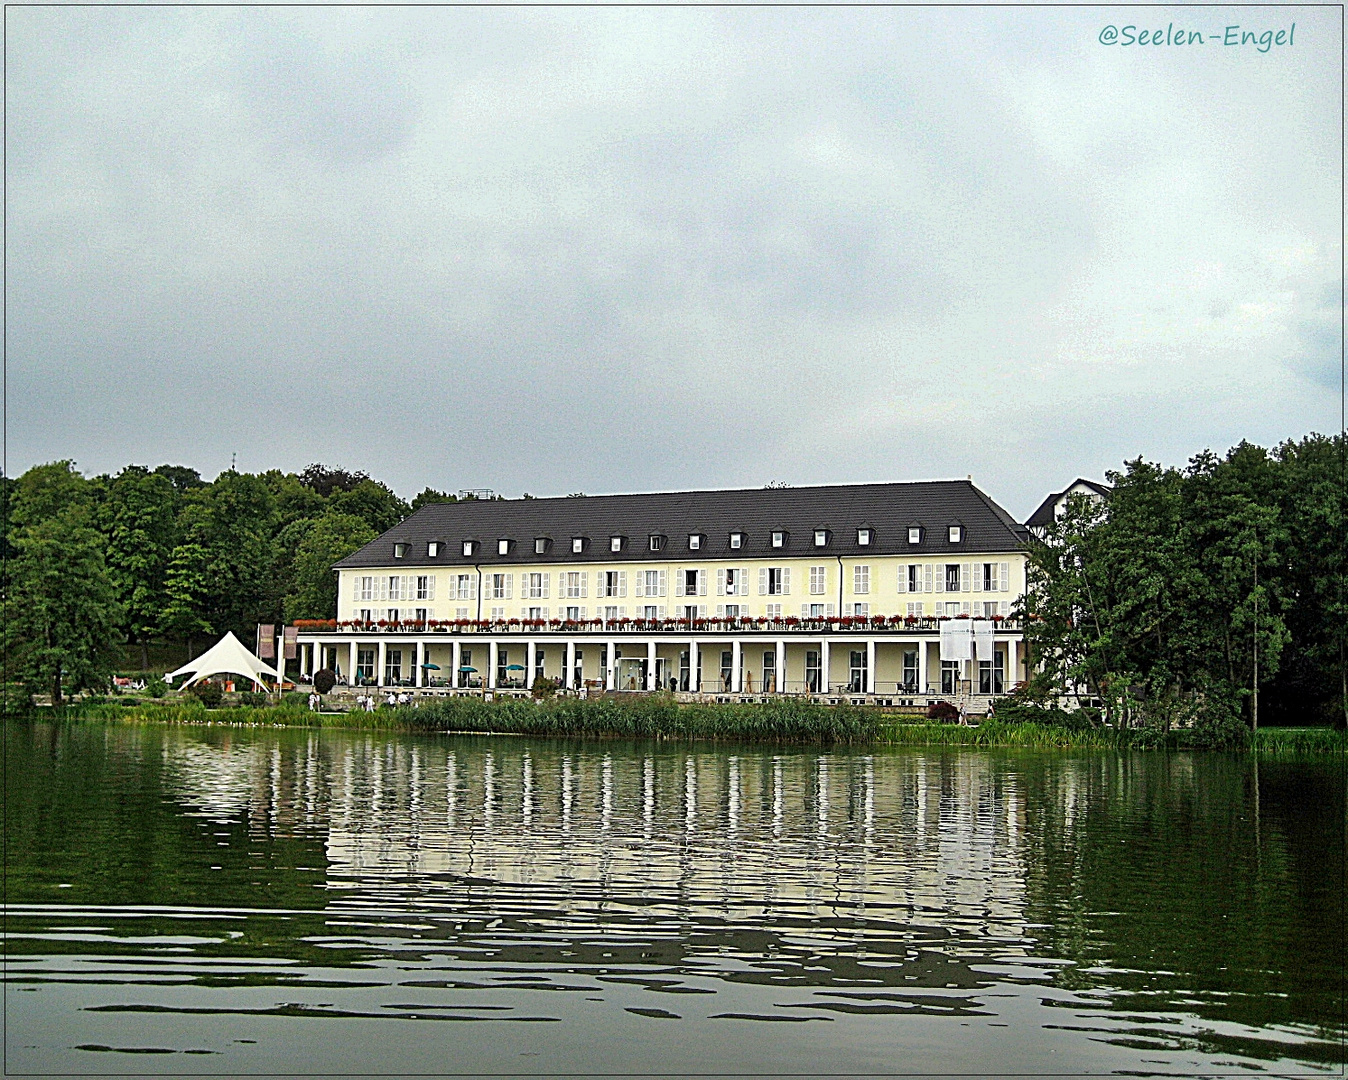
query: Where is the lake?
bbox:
[4,721,1342,1075]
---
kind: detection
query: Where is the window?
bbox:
[720,651,734,691]
[979,651,1006,695]
[600,570,621,597]
[526,606,543,620]
[941,660,960,695]
[805,650,822,693]
[809,603,825,618]
[572,537,585,554]
[489,606,504,619]
[684,569,698,595]
[428,542,440,557]
[649,534,665,552]
[857,529,872,546]
[491,573,511,600]
[761,649,777,692]
[455,574,474,600]
[384,649,403,686]
[983,601,999,618]
[526,573,546,599]
[387,575,403,600]
[908,526,922,545]
[498,539,511,556]
[852,603,869,617]
[982,563,998,591]
[908,564,921,593]
[643,570,660,596]
[386,608,399,623]
[948,525,963,543]
[535,537,550,555]
[394,542,408,559]
[946,564,961,592]
[723,568,740,595]
[848,650,867,693]
[610,536,624,553]
[723,604,741,619]
[907,601,924,617]
[767,568,785,595]
[356,649,376,684]
[729,532,744,550]
[945,601,961,617]
[414,607,428,623]
[603,605,619,623]
[814,529,828,547]
[853,565,870,595]
[565,605,580,621]
[903,651,920,692]
[642,605,658,620]
[462,540,476,557]
[809,566,826,595]
[357,608,372,624]
[688,534,702,551]
[357,575,374,601]
[497,648,511,687]
[416,575,434,600]
[765,603,782,620]
[564,571,585,598]
[771,530,786,549]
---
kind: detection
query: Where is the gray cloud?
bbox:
[6,6,1341,517]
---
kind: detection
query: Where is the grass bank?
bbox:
[38,697,1347,752]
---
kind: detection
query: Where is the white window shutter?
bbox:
[716,604,725,618]
[717,569,726,596]
[826,603,835,617]
[428,576,436,601]
[505,574,513,600]
[543,573,550,599]
[973,565,982,592]
[801,603,809,617]
[658,605,666,619]
[739,571,748,597]
[782,568,790,595]
[962,601,971,616]
[698,604,707,618]
[962,563,971,592]
[675,570,684,597]
[620,605,627,617]
[759,568,768,595]
[543,606,549,619]
[1000,600,1008,616]
[619,571,627,598]
[925,564,933,592]
[580,572,587,598]
[898,567,908,594]
[698,570,707,596]
[1001,562,1010,592]
[470,576,478,600]
[658,570,667,597]
[634,574,643,599]
[935,566,944,593]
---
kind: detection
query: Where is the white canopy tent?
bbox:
[167,631,282,690]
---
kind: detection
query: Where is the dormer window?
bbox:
[948,525,963,543]
[610,536,624,553]
[688,534,702,551]
[394,543,409,559]
[462,540,476,557]
[534,537,551,555]
[729,532,744,550]
[571,537,586,554]
[498,539,511,556]
[908,526,922,545]
[857,529,872,547]
[649,534,666,552]
[814,529,829,547]
[771,530,786,549]
[427,541,440,557]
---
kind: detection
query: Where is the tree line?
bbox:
[1023,433,1345,729]
[1,462,464,703]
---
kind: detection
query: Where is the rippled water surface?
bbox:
[4,722,1343,1075]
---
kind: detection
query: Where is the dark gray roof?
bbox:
[1025,478,1112,529]
[335,480,1028,570]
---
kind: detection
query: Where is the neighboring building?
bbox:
[291,480,1030,704]
[1024,478,1111,539]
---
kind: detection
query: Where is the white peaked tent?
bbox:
[168,631,282,689]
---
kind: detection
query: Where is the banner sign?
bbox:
[282,626,298,660]
[258,624,276,659]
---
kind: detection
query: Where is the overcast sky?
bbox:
[6,6,1341,518]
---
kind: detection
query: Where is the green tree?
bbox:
[160,541,215,659]
[327,479,409,534]
[9,460,93,530]
[98,467,179,669]
[284,513,377,621]
[410,487,457,512]
[4,509,123,704]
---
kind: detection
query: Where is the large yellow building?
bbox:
[293,480,1028,706]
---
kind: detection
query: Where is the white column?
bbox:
[918,638,928,695]
[731,640,742,694]
[526,640,535,689]
[414,641,423,687]
[866,639,877,694]
[775,640,786,694]
[647,640,657,692]
[377,640,387,687]
[1007,637,1019,686]
[689,640,699,692]
[607,641,617,691]
[452,640,461,689]
[348,640,357,686]
[821,639,830,694]
[565,640,576,690]
[488,641,498,689]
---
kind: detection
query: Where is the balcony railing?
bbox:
[293,615,1024,635]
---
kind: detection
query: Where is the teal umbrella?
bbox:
[459,665,477,672]
[421,663,441,670]
[505,664,526,671]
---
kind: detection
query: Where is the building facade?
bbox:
[292,480,1029,705]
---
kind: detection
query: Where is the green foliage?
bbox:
[1026,434,1344,729]
[146,679,169,698]
[98,467,178,654]
[3,507,124,704]
[410,487,457,512]
[326,479,409,535]
[238,691,270,708]
[313,669,337,695]
[531,676,557,700]
[283,513,376,621]
[188,682,224,708]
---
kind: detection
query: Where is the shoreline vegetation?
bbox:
[28,696,1346,753]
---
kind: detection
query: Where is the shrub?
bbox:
[926,700,960,722]
[146,679,168,698]
[238,691,270,708]
[313,669,337,695]
[188,682,224,708]
[531,676,557,700]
